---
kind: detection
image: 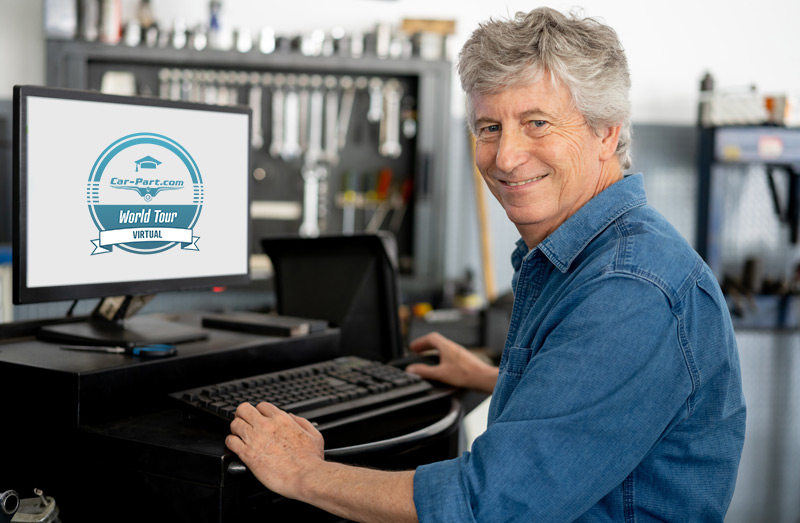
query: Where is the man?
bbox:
[226,7,746,521]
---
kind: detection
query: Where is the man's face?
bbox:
[471,78,620,246]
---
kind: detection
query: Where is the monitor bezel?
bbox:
[12,85,252,305]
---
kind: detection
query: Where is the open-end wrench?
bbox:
[169,69,181,100]
[324,75,339,165]
[269,73,286,158]
[379,79,403,158]
[282,74,302,161]
[227,72,242,105]
[180,69,192,101]
[204,71,218,105]
[367,77,383,123]
[158,68,170,99]
[216,71,230,105]
[249,72,264,149]
[305,75,324,166]
[297,74,310,153]
[337,76,356,151]
[190,69,203,102]
[299,164,326,238]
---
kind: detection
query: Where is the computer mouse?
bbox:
[389,353,440,369]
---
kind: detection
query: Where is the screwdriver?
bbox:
[60,344,177,358]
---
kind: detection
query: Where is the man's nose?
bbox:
[494,129,530,173]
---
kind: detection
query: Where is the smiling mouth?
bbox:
[504,174,548,187]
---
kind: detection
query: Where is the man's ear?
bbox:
[599,124,622,161]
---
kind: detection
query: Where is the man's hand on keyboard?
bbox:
[226,401,324,500]
[406,332,499,394]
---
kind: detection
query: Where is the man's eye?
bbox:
[531,120,547,128]
[481,124,501,133]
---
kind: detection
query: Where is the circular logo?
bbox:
[87,133,203,255]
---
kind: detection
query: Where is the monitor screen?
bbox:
[13,85,251,306]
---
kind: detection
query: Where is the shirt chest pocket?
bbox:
[490,346,535,419]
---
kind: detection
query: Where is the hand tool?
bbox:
[367,77,383,123]
[299,164,326,237]
[158,68,170,99]
[337,76,356,150]
[203,70,218,104]
[60,344,178,358]
[216,71,230,105]
[298,74,310,153]
[324,75,340,164]
[249,72,264,149]
[282,74,302,160]
[169,69,181,100]
[379,79,403,158]
[305,75,324,166]
[269,74,286,158]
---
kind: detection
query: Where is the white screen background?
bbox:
[25,96,249,288]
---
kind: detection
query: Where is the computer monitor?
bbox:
[12,85,251,346]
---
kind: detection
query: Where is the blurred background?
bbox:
[1,1,799,521]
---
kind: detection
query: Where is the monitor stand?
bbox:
[36,295,208,348]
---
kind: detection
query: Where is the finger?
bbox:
[409,331,443,353]
[234,401,260,421]
[255,401,283,417]
[225,433,244,453]
[230,416,249,436]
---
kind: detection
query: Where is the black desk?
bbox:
[0,317,462,522]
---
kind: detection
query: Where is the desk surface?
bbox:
[0,315,341,426]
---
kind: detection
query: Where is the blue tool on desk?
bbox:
[60,344,178,358]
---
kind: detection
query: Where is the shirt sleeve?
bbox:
[413,274,695,522]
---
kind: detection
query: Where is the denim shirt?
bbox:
[413,174,745,522]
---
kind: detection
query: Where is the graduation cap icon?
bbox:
[135,156,161,172]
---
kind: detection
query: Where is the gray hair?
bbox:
[458,7,633,170]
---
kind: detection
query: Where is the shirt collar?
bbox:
[514,173,648,273]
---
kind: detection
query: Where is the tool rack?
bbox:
[696,125,800,328]
[46,39,452,284]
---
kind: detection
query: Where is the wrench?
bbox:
[324,75,339,164]
[269,73,286,158]
[249,72,264,149]
[337,76,356,150]
[158,68,170,99]
[282,74,302,161]
[204,71,218,105]
[297,75,310,153]
[299,164,327,238]
[217,71,230,105]
[367,77,383,123]
[169,69,181,100]
[305,75,324,166]
[190,69,203,102]
[379,79,403,158]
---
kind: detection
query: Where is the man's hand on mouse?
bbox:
[406,332,499,394]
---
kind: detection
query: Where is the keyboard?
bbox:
[170,356,433,428]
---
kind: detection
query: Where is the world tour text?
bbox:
[119,209,178,224]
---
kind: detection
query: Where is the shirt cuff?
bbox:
[413,456,474,522]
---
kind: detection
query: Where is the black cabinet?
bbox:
[0,321,461,522]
